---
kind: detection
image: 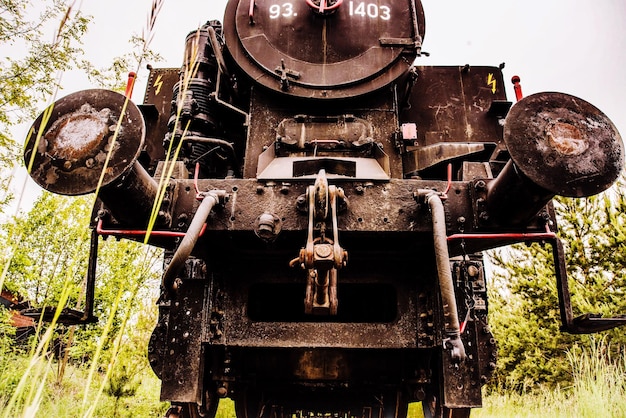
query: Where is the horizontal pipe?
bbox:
[96,219,207,239]
[447,231,556,242]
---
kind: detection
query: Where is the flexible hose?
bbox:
[162,191,224,292]
[419,190,467,363]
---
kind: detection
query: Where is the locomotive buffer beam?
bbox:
[290,170,347,315]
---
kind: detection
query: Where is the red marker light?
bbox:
[124,72,136,98]
[511,75,523,102]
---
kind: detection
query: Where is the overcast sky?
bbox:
[7,0,626,209]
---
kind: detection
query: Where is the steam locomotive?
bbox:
[23,0,626,417]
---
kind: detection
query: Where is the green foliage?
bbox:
[0,191,163,414]
[487,177,626,390]
[0,0,91,164]
[0,360,169,417]
[567,337,626,417]
[0,309,19,394]
[0,0,167,415]
[475,338,626,417]
[488,242,578,389]
[3,193,91,307]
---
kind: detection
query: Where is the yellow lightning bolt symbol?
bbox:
[154,74,164,95]
[487,73,497,94]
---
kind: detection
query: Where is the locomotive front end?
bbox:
[22,1,625,417]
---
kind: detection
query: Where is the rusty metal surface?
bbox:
[216,255,419,349]
[243,88,402,179]
[24,89,145,195]
[141,68,180,167]
[152,272,208,403]
[224,0,424,98]
[504,92,624,197]
[401,66,508,146]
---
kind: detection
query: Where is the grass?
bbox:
[0,358,168,417]
[3,354,623,418]
[474,338,626,418]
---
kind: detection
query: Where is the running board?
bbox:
[569,313,626,334]
[21,307,97,326]
[551,237,626,334]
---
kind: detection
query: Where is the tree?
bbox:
[0,1,167,415]
[0,0,90,164]
[0,191,163,414]
[488,178,626,391]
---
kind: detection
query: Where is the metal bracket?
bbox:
[551,237,626,333]
[21,228,99,326]
[275,59,301,91]
[290,170,348,315]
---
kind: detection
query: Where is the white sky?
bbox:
[6,0,626,210]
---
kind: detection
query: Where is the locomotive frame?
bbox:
[23,1,625,417]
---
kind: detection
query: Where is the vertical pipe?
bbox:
[419,190,466,363]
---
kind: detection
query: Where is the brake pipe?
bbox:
[96,218,207,239]
[417,189,467,363]
[447,227,556,243]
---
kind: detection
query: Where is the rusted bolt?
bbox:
[177,213,189,228]
[475,180,486,190]
[315,244,333,259]
[414,388,426,401]
[255,212,281,242]
[256,185,264,194]
[296,194,307,212]
[157,210,171,224]
[467,265,480,277]
[355,185,364,194]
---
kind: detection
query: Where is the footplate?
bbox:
[552,237,626,333]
